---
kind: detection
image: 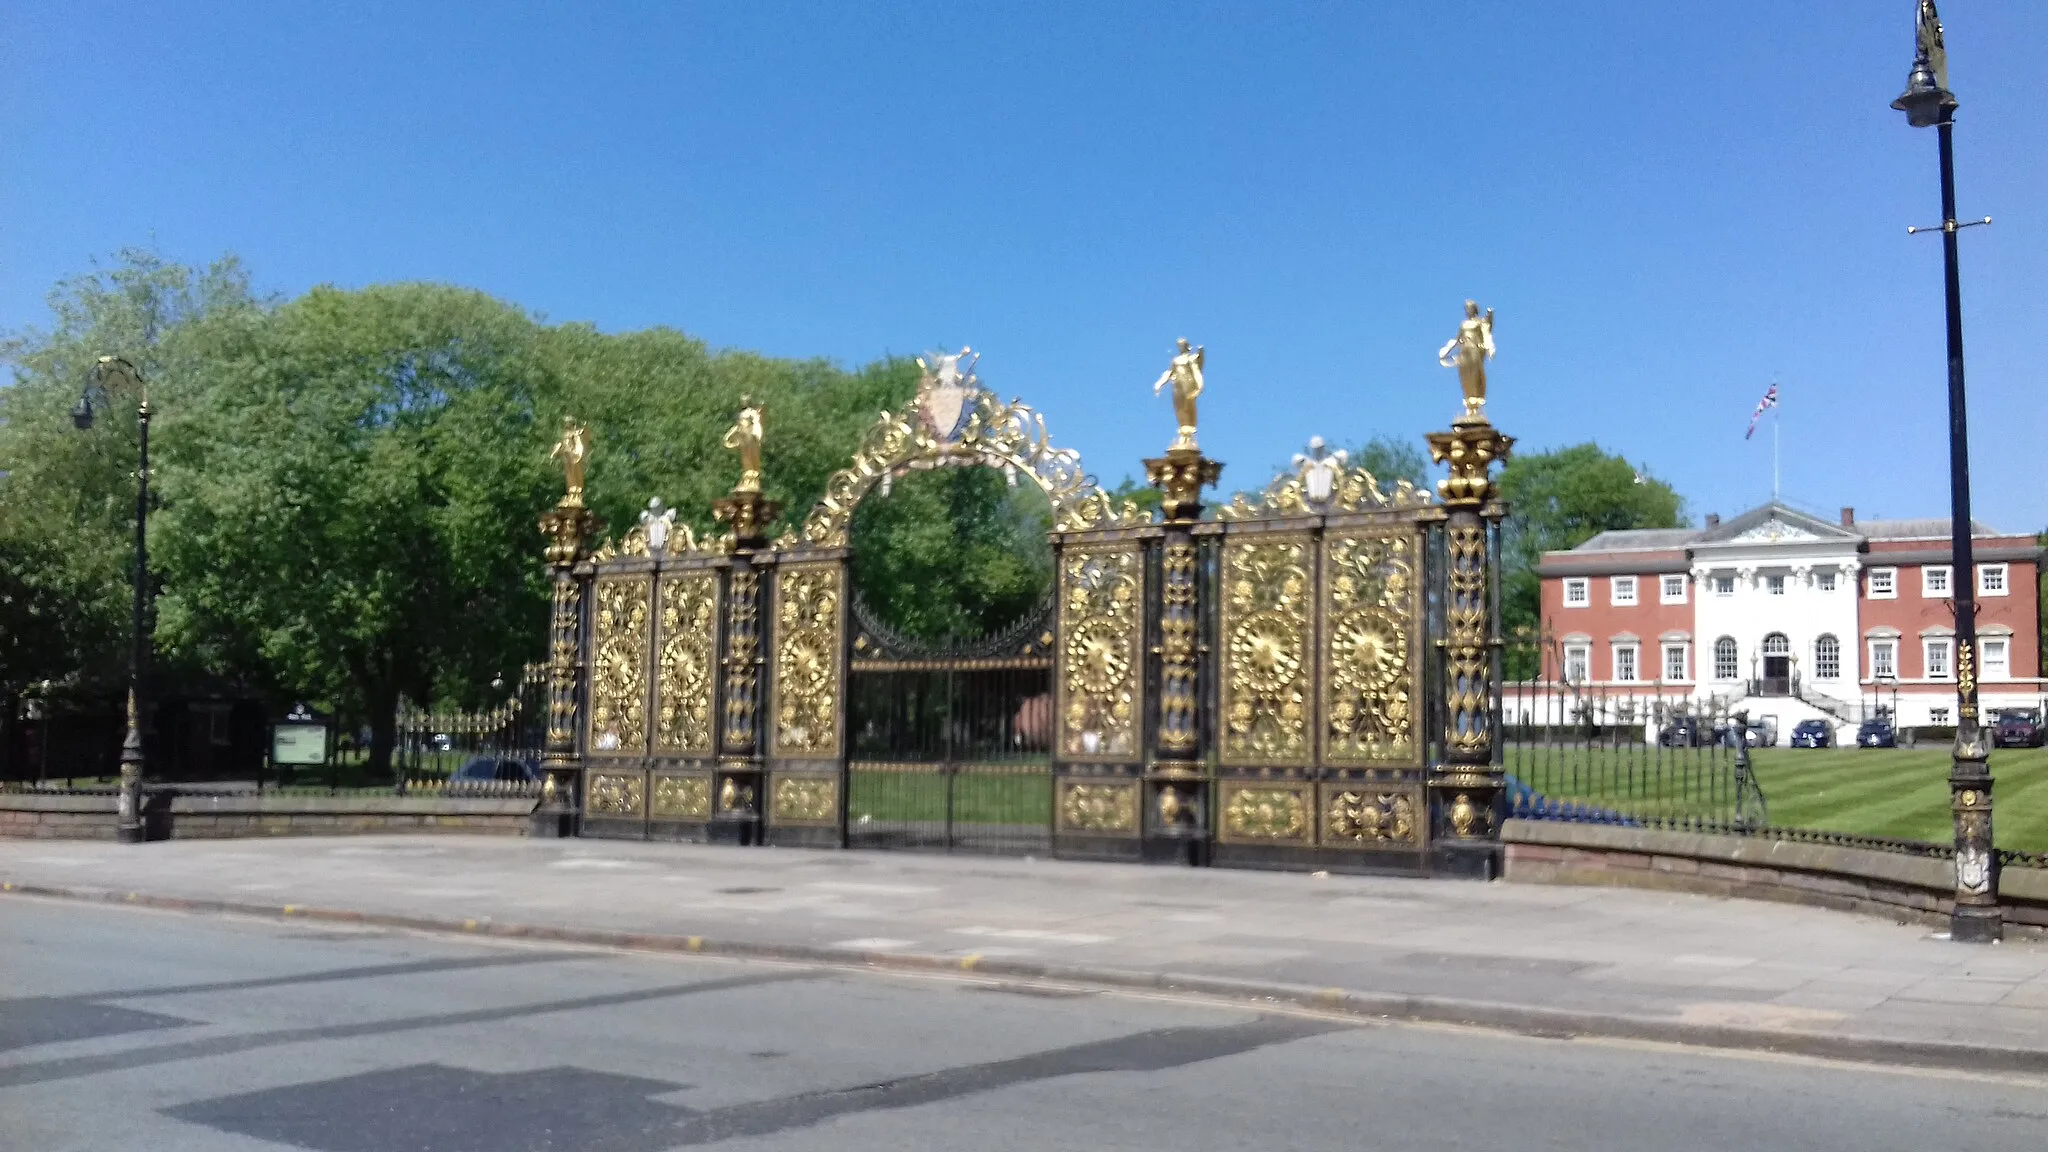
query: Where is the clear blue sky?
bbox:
[5,1,2044,529]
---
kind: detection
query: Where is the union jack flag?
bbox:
[1745,382,1779,439]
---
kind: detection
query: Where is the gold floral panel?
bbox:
[772,564,842,758]
[586,771,646,818]
[1321,531,1421,767]
[1056,547,1142,761]
[654,570,718,755]
[1318,784,1421,848]
[1217,781,1313,845]
[1218,536,1313,766]
[1056,780,1138,835]
[588,576,652,755]
[650,773,711,821]
[770,775,839,826]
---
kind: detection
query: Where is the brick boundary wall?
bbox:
[0,793,537,840]
[1503,819,2048,937]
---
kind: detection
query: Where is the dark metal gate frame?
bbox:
[537,369,1514,877]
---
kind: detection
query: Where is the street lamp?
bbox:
[1890,0,1999,942]
[73,355,153,844]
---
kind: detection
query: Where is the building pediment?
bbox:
[1693,502,1859,547]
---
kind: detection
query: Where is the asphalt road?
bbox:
[3,899,2045,1152]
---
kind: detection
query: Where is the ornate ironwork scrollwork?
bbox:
[722,569,761,752]
[1323,788,1418,844]
[1059,781,1137,832]
[1220,538,1312,764]
[1222,785,1310,842]
[1442,523,1490,757]
[1157,542,1199,756]
[656,571,717,754]
[780,385,1148,549]
[1057,547,1141,759]
[1323,533,1418,765]
[773,565,842,756]
[652,775,711,820]
[589,577,651,753]
[586,771,644,817]
[771,776,838,824]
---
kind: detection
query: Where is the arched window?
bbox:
[1762,633,1791,657]
[1713,636,1739,680]
[1814,635,1841,680]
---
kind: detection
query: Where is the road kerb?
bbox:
[5,878,2044,1076]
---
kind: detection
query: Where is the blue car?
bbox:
[1789,719,1833,749]
[1855,719,1897,748]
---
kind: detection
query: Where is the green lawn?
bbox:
[1749,745,2048,850]
[1508,742,2048,852]
[848,768,1052,826]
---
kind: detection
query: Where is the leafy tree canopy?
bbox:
[848,465,1053,644]
[1496,442,1685,667]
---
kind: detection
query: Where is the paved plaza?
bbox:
[4,836,2047,1063]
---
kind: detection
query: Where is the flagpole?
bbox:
[1772,390,1781,502]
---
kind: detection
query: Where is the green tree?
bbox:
[153,283,556,773]
[1340,435,1430,489]
[0,248,261,699]
[848,466,1053,643]
[1495,443,1685,674]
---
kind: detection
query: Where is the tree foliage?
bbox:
[1496,443,1686,672]
[849,466,1053,643]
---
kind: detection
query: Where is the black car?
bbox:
[1854,719,1897,748]
[1789,719,1833,749]
[1994,710,2045,749]
[1658,718,1710,747]
[450,756,541,784]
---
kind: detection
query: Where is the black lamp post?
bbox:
[74,355,153,844]
[1890,1,1999,942]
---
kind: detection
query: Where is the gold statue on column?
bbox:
[549,417,589,507]
[1153,338,1205,451]
[1438,301,1495,422]
[724,397,764,494]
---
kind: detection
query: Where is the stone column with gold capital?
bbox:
[1425,405,1513,878]
[535,419,603,837]
[1142,344,1224,864]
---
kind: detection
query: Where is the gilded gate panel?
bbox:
[772,563,843,757]
[1217,781,1313,845]
[1318,783,1421,848]
[588,575,652,755]
[654,570,718,755]
[586,770,646,818]
[1219,536,1313,765]
[1056,546,1142,760]
[650,773,712,820]
[1321,531,1421,766]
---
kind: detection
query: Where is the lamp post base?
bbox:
[1950,902,2003,943]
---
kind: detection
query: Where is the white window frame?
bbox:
[1924,637,1953,680]
[1930,706,1951,726]
[1979,563,2009,597]
[1659,574,1687,604]
[1869,639,1897,679]
[1868,567,1897,599]
[1562,578,1589,608]
[1814,634,1841,680]
[1612,642,1639,683]
[1816,571,1837,593]
[1982,637,2010,681]
[1713,637,1740,680]
[1562,644,1590,683]
[1922,565,1952,598]
[1765,574,1786,596]
[1610,576,1638,606]
[1662,643,1688,682]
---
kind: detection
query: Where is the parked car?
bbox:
[1657,718,1710,747]
[1715,716,1778,748]
[1993,710,2045,749]
[1788,719,1833,749]
[1854,718,1897,748]
[450,756,541,784]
